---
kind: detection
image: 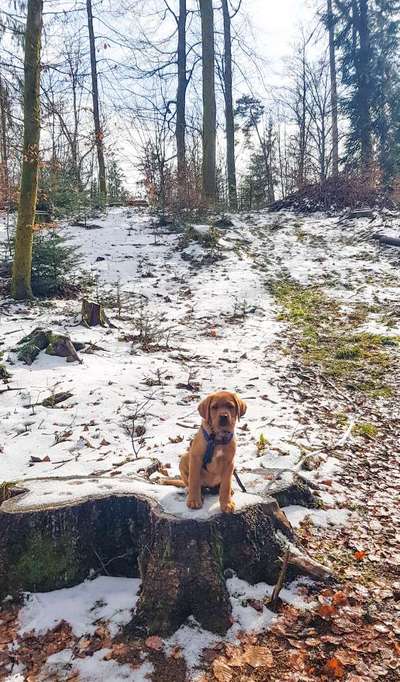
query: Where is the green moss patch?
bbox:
[13,531,78,592]
[271,280,398,397]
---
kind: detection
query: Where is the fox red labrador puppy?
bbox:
[162,391,246,513]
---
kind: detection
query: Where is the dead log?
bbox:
[41,392,74,408]
[372,234,400,247]
[0,476,329,637]
[81,299,110,327]
[347,208,375,219]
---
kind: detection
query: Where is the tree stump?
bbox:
[0,476,329,637]
[81,299,110,327]
[13,329,84,364]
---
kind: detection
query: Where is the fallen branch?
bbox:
[269,548,290,611]
[0,386,22,395]
[288,552,332,581]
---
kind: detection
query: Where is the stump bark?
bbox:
[0,476,327,637]
[14,328,84,364]
[81,299,109,327]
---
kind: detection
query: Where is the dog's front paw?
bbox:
[221,500,235,513]
[187,496,203,510]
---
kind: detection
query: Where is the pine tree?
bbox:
[334,0,400,178]
[370,0,400,181]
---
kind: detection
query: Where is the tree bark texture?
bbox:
[176,0,187,206]
[86,0,107,199]
[11,0,43,300]
[222,0,237,210]
[327,0,339,176]
[81,299,109,327]
[200,0,217,205]
[0,77,10,202]
[357,0,372,170]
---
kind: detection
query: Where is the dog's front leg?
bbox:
[187,455,203,509]
[219,463,235,513]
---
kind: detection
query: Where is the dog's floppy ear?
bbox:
[198,393,214,423]
[233,393,247,419]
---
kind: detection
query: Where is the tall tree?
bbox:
[335,0,373,170]
[11,0,43,300]
[221,0,237,209]
[176,0,188,206]
[199,0,217,205]
[236,96,276,202]
[86,0,107,199]
[0,77,10,204]
[327,0,339,175]
[358,0,372,168]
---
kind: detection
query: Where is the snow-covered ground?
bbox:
[1,207,400,680]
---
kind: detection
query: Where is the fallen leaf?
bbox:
[169,645,182,659]
[247,599,263,612]
[241,645,273,669]
[318,603,336,619]
[212,658,232,681]
[145,635,164,651]
[323,657,345,679]
[332,591,347,606]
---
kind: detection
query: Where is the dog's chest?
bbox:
[206,446,225,472]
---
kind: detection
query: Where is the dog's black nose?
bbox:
[220,415,228,425]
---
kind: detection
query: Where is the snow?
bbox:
[6,475,262,519]
[283,504,350,528]
[1,206,400,677]
[19,576,140,637]
[0,208,303,497]
[38,648,153,681]
[164,573,313,674]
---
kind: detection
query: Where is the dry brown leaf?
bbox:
[241,645,273,669]
[111,643,130,658]
[323,657,345,679]
[318,603,336,619]
[145,635,164,651]
[169,646,182,659]
[332,591,347,606]
[334,649,359,666]
[212,658,233,682]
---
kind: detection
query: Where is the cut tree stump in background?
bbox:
[81,299,110,327]
[0,476,330,637]
[14,328,84,364]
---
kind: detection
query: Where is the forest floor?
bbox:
[0,207,399,681]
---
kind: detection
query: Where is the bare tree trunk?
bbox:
[358,0,372,170]
[176,0,187,206]
[299,44,307,188]
[86,0,107,200]
[0,77,9,205]
[327,0,339,176]
[11,0,43,300]
[200,0,217,206]
[221,0,237,210]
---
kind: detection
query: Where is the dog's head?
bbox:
[198,391,247,433]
